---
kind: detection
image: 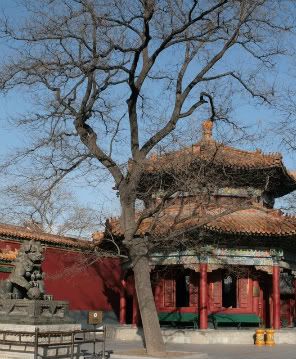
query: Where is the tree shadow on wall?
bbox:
[92,259,121,320]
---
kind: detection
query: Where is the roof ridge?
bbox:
[0,222,81,241]
[104,204,296,238]
[207,141,282,159]
[147,139,283,163]
[0,222,92,249]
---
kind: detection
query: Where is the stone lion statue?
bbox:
[0,240,45,300]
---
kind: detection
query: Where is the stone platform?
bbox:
[0,323,83,359]
[108,326,296,345]
[0,299,72,324]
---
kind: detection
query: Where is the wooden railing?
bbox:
[0,326,106,359]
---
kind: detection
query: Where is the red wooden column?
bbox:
[269,292,273,328]
[199,263,208,329]
[273,265,281,329]
[119,279,127,325]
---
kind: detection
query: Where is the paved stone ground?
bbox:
[81,340,296,359]
[190,344,296,359]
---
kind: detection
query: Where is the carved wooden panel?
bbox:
[189,272,199,308]
[238,278,250,308]
[208,271,222,311]
[154,278,164,309]
[164,278,175,307]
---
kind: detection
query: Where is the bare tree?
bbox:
[0,182,103,238]
[0,0,294,355]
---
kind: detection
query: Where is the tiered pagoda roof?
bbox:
[97,120,296,244]
[0,223,93,250]
[139,120,296,198]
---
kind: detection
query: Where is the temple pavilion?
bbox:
[103,120,296,330]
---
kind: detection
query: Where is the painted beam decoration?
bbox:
[150,247,286,268]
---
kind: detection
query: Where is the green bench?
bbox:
[158,312,199,328]
[158,312,261,329]
[209,313,261,329]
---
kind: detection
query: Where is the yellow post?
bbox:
[265,329,275,346]
[255,329,265,346]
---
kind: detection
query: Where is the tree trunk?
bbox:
[121,191,166,356]
[133,251,166,356]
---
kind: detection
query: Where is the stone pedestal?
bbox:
[0,240,88,358]
[0,299,72,324]
[0,323,83,359]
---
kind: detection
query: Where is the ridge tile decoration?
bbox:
[0,248,18,261]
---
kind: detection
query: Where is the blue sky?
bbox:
[0,0,295,220]
[1,84,293,216]
[0,88,118,216]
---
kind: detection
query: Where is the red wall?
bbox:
[0,272,9,280]
[0,240,122,315]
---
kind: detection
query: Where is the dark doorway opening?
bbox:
[222,273,236,308]
[261,275,271,327]
[176,272,190,307]
[125,296,133,324]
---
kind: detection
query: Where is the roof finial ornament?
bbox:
[202,119,213,140]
